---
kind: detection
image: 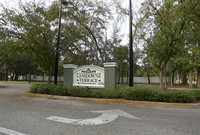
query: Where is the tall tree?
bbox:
[60,0,113,66]
[0,0,115,82]
[142,0,200,89]
[113,45,128,83]
[0,1,59,83]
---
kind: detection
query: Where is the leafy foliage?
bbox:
[30,84,68,95]
[67,87,93,97]
[192,90,200,101]
[0,0,114,82]
[141,0,200,89]
[30,84,199,103]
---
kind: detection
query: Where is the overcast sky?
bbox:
[0,0,143,45]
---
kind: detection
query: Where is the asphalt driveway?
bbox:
[0,82,200,135]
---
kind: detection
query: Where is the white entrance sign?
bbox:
[0,127,27,135]
[46,109,140,126]
[73,65,104,88]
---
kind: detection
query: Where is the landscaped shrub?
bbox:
[67,87,93,97]
[92,89,116,98]
[51,85,68,96]
[30,84,40,93]
[147,90,162,101]
[115,87,130,98]
[30,84,68,96]
[192,90,200,101]
[30,84,198,103]
[157,90,195,103]
[117,87,195,103]
[124,87,156,101]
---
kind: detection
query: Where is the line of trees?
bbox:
[0,0,199,89]
[141,0,200,88]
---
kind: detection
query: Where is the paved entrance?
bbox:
[0,82,200,135]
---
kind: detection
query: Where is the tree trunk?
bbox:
[118,73,120,84]
[5,65,8,81]
[29,72,31,83]
[11,72,14,81]
[159,68,165,90]
[13,74,16,81]
[170,72,173,87]
[182,69,188,85]
[178,74,181,84]
[164,70,167,87]
[197,69,200,88]
[147,71,150,84]
[122,69,124,84]
[48,68,52,84]
[127,72,129,84]
[193,73,196,86]
[117,66,122,84]
[14,74,18,81]
[189,69,193,88]
[43,73,45,82]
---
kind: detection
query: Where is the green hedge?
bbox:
[192,90,200,101]
[68,87,93,97]
[30,84,199,103]
[30,84,68,96]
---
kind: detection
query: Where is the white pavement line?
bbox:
[46,116,82,124]
[75,113,119,125]
[76,109,141,125]
[47,109,141,126]
[0,127,27,135]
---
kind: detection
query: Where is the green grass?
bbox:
[0,81,30,84]
[0,80,63,84]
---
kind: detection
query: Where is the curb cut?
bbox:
[24,91,200,108]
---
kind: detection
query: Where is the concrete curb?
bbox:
[24,91,200,108]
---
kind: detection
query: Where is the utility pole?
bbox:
[129,0,133,87]
[54,0,67,85]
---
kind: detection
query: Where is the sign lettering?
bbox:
[73,66,104,88]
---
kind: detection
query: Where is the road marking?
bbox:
[46,116,81,124]
[47,109,140,126]
[0,127,27,135]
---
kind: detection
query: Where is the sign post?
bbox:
[63,64,77,87]
[103,62,117,90]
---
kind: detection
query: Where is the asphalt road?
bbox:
[0,82,200,135]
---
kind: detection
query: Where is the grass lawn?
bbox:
[0,80,63,84]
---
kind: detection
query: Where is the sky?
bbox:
[0,0,55,9]
[0,0,144,46]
